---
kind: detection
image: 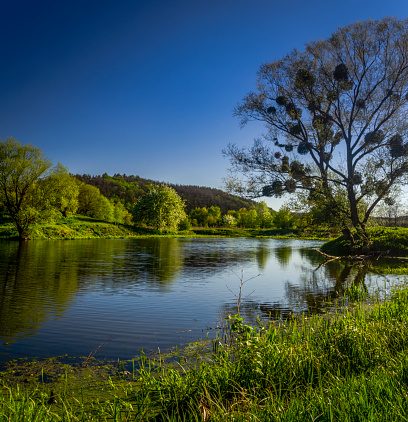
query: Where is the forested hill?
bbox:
[75,173,256,213]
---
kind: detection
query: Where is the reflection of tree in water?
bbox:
[1,239,379,345]
[179,239,272,277]
[283,260,369,314]
[182,240,249,270]
[299,248,323,267]
[78,238,265,292]
[127,238,184,286]
[220,250,373,323]
[274,246,292,268]
[0,241,79,340]
[255,240,271,271]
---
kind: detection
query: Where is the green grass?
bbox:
[0,217,332,241]
[0,216,137,240]
[3,283,408,420]
[322,226,408,256]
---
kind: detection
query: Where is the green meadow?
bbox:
[0,215,330,241]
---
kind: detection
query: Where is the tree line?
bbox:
[0,138,283,239]
[0,139,131,238]
[75,173,256,213]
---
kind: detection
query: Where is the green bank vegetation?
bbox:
[0,215,329,241]
[2,282,408,420]
[322,226,408,257]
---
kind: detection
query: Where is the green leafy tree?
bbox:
[112,201,132,225]
[43,163,79,217]
[178,217,192,231]
[273,206,296,229]
[190,207,209,227]
[0,138,53,239]
[222,214,237,227]
[206,206,222,227]
[98,195,115,222]
[237,207,248,227]
[246,208,260,228]
[225,17,408,251]
[132,184,187,231]
[77,183,114,221]
[255,201,274,228]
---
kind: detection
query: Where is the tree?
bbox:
[273,206,296,229]
[222,214,237,227]
[206,206,222,226]
[43,163,79,217]
[190,207,209,227]
[77,183,114,221]
[224,18,408,251]
[132,184,187,231]
[255,201,274,228]
[245,208,260,228]
[113,201,132,225]
[0,138,53,239]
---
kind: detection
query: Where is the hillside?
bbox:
[75,173,257,213]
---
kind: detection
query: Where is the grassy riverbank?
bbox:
[2,283,408,420]
[0,216,332,240]
[321,226,408,257]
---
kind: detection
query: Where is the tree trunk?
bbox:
[342,228,355,253]
[15,222,29,241]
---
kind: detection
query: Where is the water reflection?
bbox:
[255,240,271,270]
[274,246,292,268]
[0,242,78,339]
[0,238,401,362]
[222,252,394,323]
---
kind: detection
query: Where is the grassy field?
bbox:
[2,282,408,420]
[0,216,332,240]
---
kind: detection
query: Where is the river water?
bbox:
[0,238,402,363]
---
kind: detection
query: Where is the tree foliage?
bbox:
[224,18,408,250]
[77,183,114,221]
[43,163,79,217]
[132,184,187,231]
[0,138,53,238]
[75,173,256,213]
[273,206,296,229]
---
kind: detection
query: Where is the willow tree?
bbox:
[0,138,53,239]
[224,17,408,251]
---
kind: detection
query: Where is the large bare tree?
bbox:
[224,17,408,251]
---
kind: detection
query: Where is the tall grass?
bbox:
[2,284,408,420]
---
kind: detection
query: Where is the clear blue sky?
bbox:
[1,0,407,207]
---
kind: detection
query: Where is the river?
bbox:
[0,237,402,363]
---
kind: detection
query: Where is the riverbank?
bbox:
[321,226,408,257]
[2,283,408,420]
[0,216,332,240]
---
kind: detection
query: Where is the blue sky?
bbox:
[1,0,407,208]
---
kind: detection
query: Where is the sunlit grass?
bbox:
[0,217,331,241]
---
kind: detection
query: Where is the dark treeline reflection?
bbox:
[0,238,395,356]
[0,238,274,342]
[274,246,292,268]
[222,251,379,324]
[0,241,79,340]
